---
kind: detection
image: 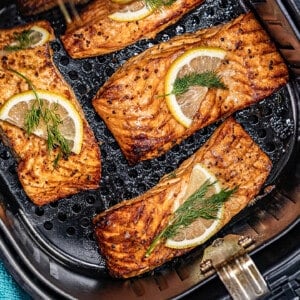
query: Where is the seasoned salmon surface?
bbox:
[17,0,89,15]
[93,118,272,278]
[61,0,205,58]
[0,21,101,205]
[92,12,288,165]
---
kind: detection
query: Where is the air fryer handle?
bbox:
[277,0,300,39]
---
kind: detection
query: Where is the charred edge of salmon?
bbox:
[93,117,272,278]
[0,22,101,205]
[92,12,289,165]
[61,0,206,58]
[0,20,55,42]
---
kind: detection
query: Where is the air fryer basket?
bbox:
[0,0,299,299]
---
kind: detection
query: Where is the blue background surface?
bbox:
[0,260,31,300]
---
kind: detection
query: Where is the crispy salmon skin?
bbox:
[0,21,101,205]
[93,118,272,278]
[61,0,205,58]
[92,12,288,165]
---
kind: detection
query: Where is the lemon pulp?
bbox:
[27,25,50,47]
[165,163,223,249]
[5,25,50,50]
[0,90,83,154]
[108,0,153,22]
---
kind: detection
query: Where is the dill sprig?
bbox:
[8,68,43,134]
[43,103,71,156]
[145,0,176,10]
[172,71,227,95]
[8,68,71,164]
[4,29,36,52]
[145,180,237,257]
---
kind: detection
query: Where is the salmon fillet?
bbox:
[61,0,205,58]
[16,0,89,16]
[93,117,272,278]
[0,21,101,205]
[92,12,288,165]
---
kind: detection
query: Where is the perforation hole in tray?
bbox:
[0,0,297,274]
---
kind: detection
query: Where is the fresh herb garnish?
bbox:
[42,102,71,155]
[171,71,227,95]
[8,68,71,164]
[4,29,37,52]
[145,180,237,257]
[145,0,176,10]
[167,171,177,179]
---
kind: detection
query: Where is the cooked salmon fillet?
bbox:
[0,21,101,205]
[17,0,89,16]
[93,117,272,278]
[92,12,288,165]
[61,0,205,58]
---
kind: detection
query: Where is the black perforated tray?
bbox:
[0,0,299,299]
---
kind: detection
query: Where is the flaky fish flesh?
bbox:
[0,21,101,205]
[92,12,288,164]
[93,117,272,278]
[61,0,205,58]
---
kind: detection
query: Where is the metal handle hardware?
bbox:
[200,234,269,300]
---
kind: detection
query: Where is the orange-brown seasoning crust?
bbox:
[61,0,205,58]
[92,12,289,164]
[0,21,101,205]
[93,117,272,278]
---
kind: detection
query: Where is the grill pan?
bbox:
[0,0,299,299]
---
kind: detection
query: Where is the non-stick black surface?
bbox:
[0,0,297,276]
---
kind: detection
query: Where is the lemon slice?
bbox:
[165,47,226,128]
[166,163,223,249]
[0,90,83,154]
[108,0,153,22]
[6,25,50,50]
[27,25,50,47]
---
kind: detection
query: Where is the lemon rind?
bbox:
[0,90,83,154]
[165,210,224,249]
[166,163,223,249]
[165,47,227,128]
[108,4,153,22]
[29,25,50,47]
